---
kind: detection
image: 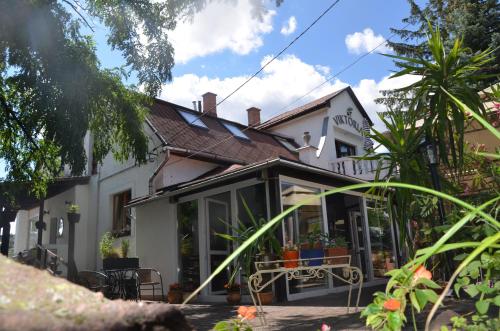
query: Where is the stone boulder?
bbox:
[0,255,192,330]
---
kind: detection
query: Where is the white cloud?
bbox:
[345,28,391,54]
[352,74,421,130]
[280,16,297,36]
[169,0,276,64]
[159,54,419,131]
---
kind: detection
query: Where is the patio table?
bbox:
[248,255,363,327]
[103,268,138,300]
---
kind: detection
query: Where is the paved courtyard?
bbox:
[180,285,383,331]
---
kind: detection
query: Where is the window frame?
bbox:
[335,139,357,158]
[221,121,250,140]
[177,109,208,129]
[112,189,132,237]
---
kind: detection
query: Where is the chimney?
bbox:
[247,107,261,127]
[202,92,217,117]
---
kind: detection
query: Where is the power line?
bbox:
[166,0,342,144]
[157,23,411,173]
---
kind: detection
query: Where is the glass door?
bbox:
[206,194,231,295]
[349,211,368,279]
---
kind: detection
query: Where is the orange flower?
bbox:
[413,265,432,283]
[383,298,401,311]
[237,306,257,320]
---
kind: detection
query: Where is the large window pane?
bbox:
[178,200,200,291]
[281,182,327,294]
[206,192,231,294]
[236,183,268,293]
[367,200,396,278]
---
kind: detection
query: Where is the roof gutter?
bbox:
[128,158,280,208]
[128,158,367,208]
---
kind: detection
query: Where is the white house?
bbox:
[12,86,399,302]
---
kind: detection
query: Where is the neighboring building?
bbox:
[12,87,399,302]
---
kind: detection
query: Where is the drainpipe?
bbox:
[149,148,170,195]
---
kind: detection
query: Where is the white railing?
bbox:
[331,157,388,181]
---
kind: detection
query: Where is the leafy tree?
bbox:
[380,0,499,112]
[366,24,495,259]
[389,1,499,69]
[0,0,281,197]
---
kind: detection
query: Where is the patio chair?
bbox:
[134,268,164,302]
[77,270,110,295]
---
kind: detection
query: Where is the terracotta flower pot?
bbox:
[325,247,349,264]
[167,290,183,304]
[257,291,273,305]
[283,249,299,268]
[226,291,241,305]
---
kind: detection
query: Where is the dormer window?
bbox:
[222,122,249,140]
[178,109,208,129]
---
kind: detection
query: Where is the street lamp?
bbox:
[419,136,451,278]
[419,137,446,223]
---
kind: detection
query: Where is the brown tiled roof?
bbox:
[147,99,299,165]
[258,86,373,129]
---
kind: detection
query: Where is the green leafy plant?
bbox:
[321,234,347,248]
[300,228,322,249]
[120,239,129,258]
[67,204,80,214]
[213,306,255,331]
[99,232,115,259]
[215,196,282,286]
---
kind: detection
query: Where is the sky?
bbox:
[1,0,424,204]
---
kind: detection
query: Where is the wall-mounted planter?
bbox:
[67,212,80,224]
[103,257,139,270]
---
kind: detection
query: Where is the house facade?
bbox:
[13,86,399,302]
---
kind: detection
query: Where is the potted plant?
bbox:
[100,232,139,269]
[257,289,274,305]
[299,228,324,266]
[323,235,349,265]
[121,239,130,258]
[282,241,299,268]
[167,283,183,304]
[225,282,241,305]
[182,281,198,302]
[67,204,80,223]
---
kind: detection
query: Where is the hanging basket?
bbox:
[67,212,80,224]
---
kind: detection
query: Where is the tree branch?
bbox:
[61,0,95,32]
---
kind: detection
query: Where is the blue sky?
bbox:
[1,0,423,181]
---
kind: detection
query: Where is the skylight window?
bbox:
[222,122,249,139]
[178,109,207,129]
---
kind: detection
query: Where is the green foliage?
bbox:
[120,239,129,258]
[300,228,322,249]
[385,23,494,171]
[365,22,496,257]
[213,320,253,331]
[67,204,79,214]
[99,232,115,259]
[386,0,499,86]
[215,196,282,285]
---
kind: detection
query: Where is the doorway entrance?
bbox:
[205,192,231,295]
[349,211,369,279]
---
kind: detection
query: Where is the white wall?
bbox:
[268,90,368,170]
[135,199,177,294]
[160,155,218,188]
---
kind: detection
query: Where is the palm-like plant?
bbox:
[384,22,495,172]
[216,196,282,286]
